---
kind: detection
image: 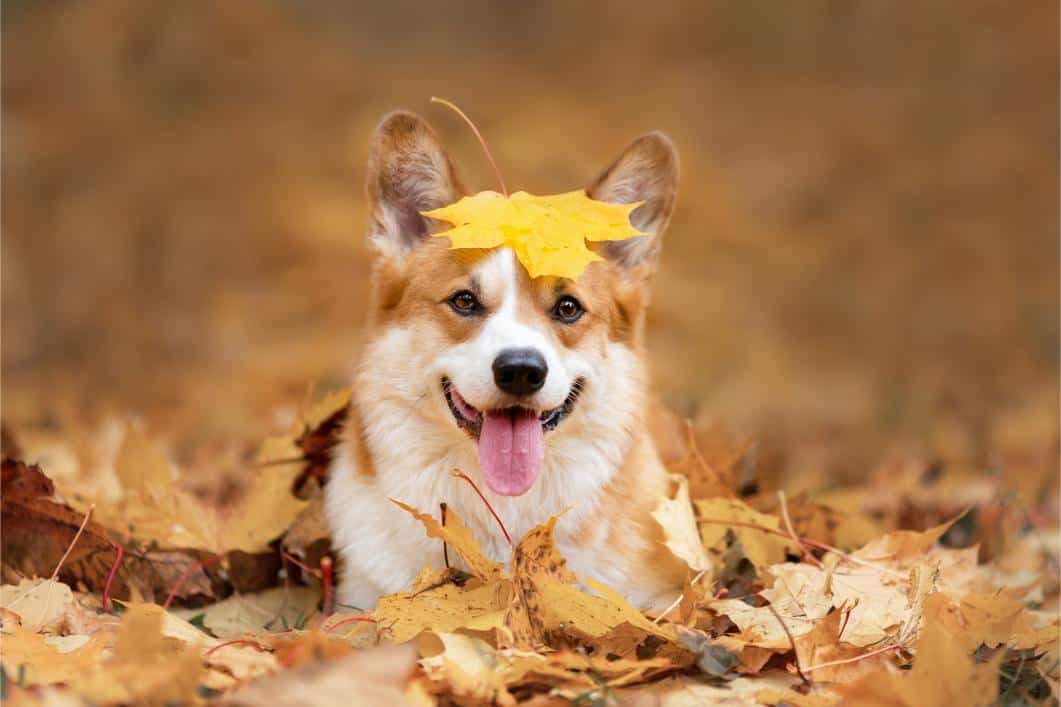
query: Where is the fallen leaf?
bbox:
[836,593,1003,706]
[697,497,792,571]
[114,423,176,493]
[795,610,897,683]
[652,474,712,574]
[175,586,321,639]
[392,499,503,582]
[222,644,419,707]
[69,602,205,706]
[504,515,577,649]
[418,632,529,706]
[0,628,107,686]
[852,516,960,564]
[2,460,217,606]
[376,578,509,644]
[897,561,940,647]
[221,463,310,554]
[710,597,816,650]
[0,578,73,633]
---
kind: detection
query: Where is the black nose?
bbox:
[492,348,548,396]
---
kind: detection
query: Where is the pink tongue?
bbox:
[478,409,545,496]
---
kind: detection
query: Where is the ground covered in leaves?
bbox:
[2,1,1058,705]
[2,389,1058,706]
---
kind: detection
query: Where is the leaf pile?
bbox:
[2,391,1058,706]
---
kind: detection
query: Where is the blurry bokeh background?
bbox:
[3,1,1057,498]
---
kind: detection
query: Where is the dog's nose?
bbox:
[492,348,548,396]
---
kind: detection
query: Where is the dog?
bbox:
[325,111,685,610]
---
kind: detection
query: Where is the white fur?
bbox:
[325,248,655,610]
[437,250,574,413]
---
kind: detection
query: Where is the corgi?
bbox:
[325,111,685,610]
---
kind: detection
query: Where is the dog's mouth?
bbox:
[441,378,584,437]
[441,377,584,497]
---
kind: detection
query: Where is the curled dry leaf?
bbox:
[652,474,713,575]
[794,609,897,684]
[391,499,504,582]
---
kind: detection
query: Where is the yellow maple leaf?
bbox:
[423,190,644,279]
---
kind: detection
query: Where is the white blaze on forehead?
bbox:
[475,247,519,309]
[439,248,574,410]
[474,248,549,357]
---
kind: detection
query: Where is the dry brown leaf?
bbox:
[114,424,176,493]
[697,497,792,570]
[931,591,1057,652]
[0,579,73,633]
[2,460,219,605]
[852,516,960,564]
[391,499,504,582]
[709,634,776,674]
[836,593,1003,707]
[795,610,897,683]
[221,463,310,554]
[281,494,331,567]
[652,474,712,575]
[0,629,108,686]
[710,597,816,650]
[533,577,674,648]
[419,632,530,706]
[504,515,577,649]
[896,561,940,648]
[376,578,510,644]
[175,585,321,640]
[634,672,834,707]
[223,643,418,707]
[66,603,206,705]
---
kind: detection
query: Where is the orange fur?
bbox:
[326,111,684,609]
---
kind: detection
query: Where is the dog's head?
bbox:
[356,112,678,497]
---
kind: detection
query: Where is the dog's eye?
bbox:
[448,290,482,315]
[552,295,584,323]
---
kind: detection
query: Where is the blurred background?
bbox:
[3,1,1057,501]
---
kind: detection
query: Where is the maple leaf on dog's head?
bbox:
[423,190,644,280]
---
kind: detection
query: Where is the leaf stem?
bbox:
[451,469,512,546]
[205,639,270,657]
[322,615,378,635]
[803,642,900,673]
[440,502,451,569]
[431,97,508,197]
[50,503,95,581]
[163,555,220,610]
[767,603,810,686]
[102,544,124,613]
[695,516,905,578]
[321,556,334,618]
[6,504,97,617]
[652,569,706,624]
[778,491,822,567]
[281,550,322,578]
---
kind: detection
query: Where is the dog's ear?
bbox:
[587,132,679,274]
[366,111,465,255]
